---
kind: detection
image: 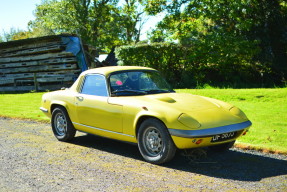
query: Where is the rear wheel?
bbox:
[137,118,176,164]
[209,141,235,152]
[51,107,76,141]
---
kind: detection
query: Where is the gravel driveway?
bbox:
[0,117,286,192]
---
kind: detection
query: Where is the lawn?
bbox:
[0,92,48,121]
[0,88,286,153]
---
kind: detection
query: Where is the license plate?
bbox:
[211,132,236,142]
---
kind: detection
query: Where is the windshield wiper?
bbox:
[112,89,147,96]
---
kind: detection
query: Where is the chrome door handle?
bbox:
[76,96,84,101]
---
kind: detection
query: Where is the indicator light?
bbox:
[196,139,203,144]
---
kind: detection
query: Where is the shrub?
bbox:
[115,42,267,88]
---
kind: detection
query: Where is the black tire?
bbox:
[209,141,235,152]
[51,107,76,141]
[137,118,176,164]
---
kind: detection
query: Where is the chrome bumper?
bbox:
[39,107,48,113]
[168,120,252,138]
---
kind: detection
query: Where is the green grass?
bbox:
[0,88,286,153]
[0,92,49,121]
[176,88,287,153]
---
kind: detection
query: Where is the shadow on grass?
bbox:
[70,134,287,182]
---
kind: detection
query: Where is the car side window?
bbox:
[81,74,108,96]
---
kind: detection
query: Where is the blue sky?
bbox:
[0,0,42,33]
[0,0,163,40]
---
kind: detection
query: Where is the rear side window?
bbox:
[81,74,108,96]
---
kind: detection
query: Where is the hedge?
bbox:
[115,43,269,88]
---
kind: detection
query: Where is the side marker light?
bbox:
[196,139,203,145]
[243,130,248,135]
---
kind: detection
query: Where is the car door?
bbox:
[75,74,123,133]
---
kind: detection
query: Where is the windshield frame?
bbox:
[108,69,174,97]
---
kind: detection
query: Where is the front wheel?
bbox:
[137,118,176,164]
[51,107,76,141]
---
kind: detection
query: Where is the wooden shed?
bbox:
[0,34,88,92]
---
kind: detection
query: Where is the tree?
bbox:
[0,28,32,42]
[147,0,287,83]
[29,0,148,51]
[29,0,119,50]
[118,0,148,43]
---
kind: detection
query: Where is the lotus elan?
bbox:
[40,66,252,164]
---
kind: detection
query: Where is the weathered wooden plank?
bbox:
[0,57,77,68]
[0,86,38,92]
[0,52,74,63]
[33,76,74,83]
[0,45,64,57]
[0,79,14,85]
[0,34,78,50]
[0,84,70,92]
[14,76,75,83]
[0,63,78,74]
[0,70,81,78]
[0,35,63,50]
[0,41,62,54]
[0,74,78,85]
[0,77,77,86]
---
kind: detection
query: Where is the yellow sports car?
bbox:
[40,66,252,164]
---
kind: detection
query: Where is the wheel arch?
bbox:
[135,115,168,139]
[50,101,68,114]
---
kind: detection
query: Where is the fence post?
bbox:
[34,73,38,92]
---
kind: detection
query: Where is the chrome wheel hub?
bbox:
[54,113,67,136]
[144,128,162,156]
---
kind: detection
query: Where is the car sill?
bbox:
[72,122,135,138]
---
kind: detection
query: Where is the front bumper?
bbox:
[168,120,252,149]
[40,107,48,113]
[168,120,252,138]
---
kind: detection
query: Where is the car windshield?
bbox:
[109,70,174,96]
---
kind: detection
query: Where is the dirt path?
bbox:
[0,117,286,192]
